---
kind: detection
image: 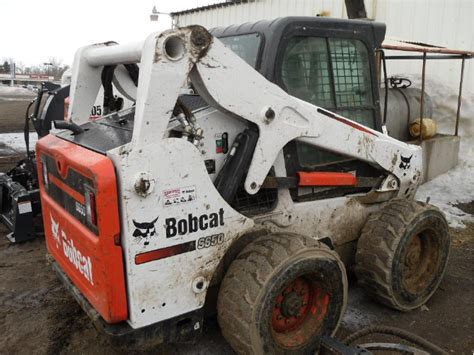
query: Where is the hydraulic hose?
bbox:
[343,325,448,355]
[23,98,36,156]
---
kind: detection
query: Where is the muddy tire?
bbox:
[217,233,347,355]
[355,199,450,311]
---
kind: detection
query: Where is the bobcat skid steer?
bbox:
[37,21,450,354]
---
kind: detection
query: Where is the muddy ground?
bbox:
[1,223,473,354]
[1,94,473,354]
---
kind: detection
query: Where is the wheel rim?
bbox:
[402,229,440,295]
[271,276,330,348]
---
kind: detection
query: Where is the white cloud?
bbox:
[0,0,220,66]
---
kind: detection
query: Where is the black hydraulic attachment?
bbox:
[0,82,68,242]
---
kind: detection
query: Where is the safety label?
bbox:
[18,201,32,214]
[163,186,196,207]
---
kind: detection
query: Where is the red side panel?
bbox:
[297,171,358,187]
[37,134,128,323]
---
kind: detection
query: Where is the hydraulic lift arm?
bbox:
[67,26,422,198]
[191,34,422,196]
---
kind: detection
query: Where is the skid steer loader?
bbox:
[36,18,450,353]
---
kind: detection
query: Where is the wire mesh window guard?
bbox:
[281,36,377,167]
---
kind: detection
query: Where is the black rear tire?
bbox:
[355,199,450,311]
[217,233,347,354]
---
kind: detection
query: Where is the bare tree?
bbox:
[45,57,69,79]
[1,57,14,73]
[1,60,10,74]
[15,61,25,74]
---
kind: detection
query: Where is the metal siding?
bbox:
[175,0,349,27]
[374,0,473,93]
[174,0,472,92]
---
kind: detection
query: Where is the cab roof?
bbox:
[210,16,386,50]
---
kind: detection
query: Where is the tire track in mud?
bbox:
[46,295,85,354]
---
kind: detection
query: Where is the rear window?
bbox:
[219,33,262,68]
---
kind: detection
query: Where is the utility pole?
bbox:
[10,60,15,87]
[44,62,53,80]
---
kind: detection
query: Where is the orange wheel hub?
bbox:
[271,277,330,335]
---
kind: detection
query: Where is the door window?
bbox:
[281,36,376,167]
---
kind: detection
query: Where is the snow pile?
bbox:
[0,85,34,96]
[413,77,474,228]
[0,132,38,152]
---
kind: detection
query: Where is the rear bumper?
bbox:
[50,256,130,335]
[51,256,204,344]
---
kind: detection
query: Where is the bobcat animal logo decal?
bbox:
[399,154,413,170]
[50,214,61,248]
[133,217,159,239]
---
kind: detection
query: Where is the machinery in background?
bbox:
[0,82,69,242]
[0,64,137,242]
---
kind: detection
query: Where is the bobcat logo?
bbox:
[399,154,413,170]
[133,217,159,239]
[50,214,61,248]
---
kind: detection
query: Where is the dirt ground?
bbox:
[1,94,473,354]
[0,222,472,354]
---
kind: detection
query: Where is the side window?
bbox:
[281,36,376,168]
[219,33,262,68]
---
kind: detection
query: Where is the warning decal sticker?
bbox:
[163,186,197,207]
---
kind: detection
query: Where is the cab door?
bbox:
[277,35,382,201]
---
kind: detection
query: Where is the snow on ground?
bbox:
[0,85,35,96]
[416,137,474,228]
[0,132,38,152]
[341,287,376,329]
[0,97,33,102]
[412,77,474,228]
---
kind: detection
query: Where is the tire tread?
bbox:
[218,234,330,354]
[355,199,447,311]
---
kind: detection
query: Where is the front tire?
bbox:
[217,233,347,354]
[355,199,451,311]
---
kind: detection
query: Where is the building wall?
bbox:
[174,0,473,93]
[175,0,351,28]
[373,0,473,93]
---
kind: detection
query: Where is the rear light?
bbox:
[42,160,49,188]
[84,186,97,226]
